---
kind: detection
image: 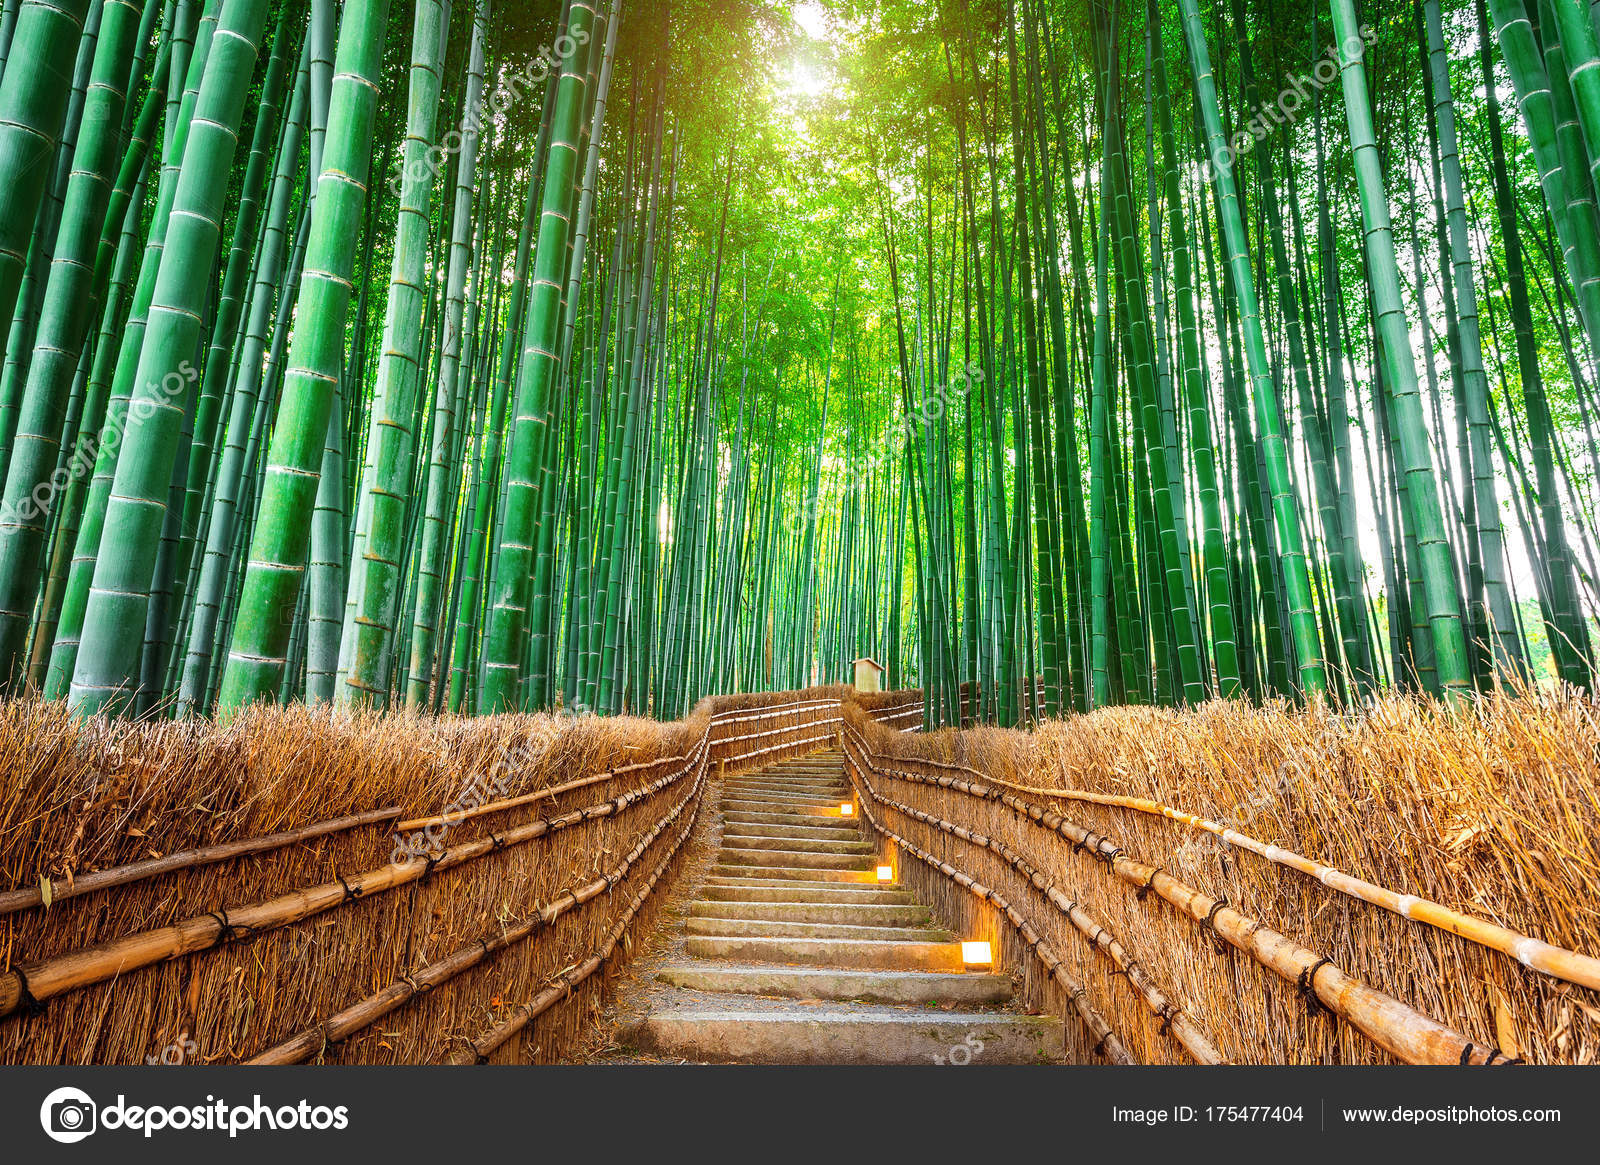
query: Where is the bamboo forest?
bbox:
[0,0,1595,723]
[1,0,1599,1081]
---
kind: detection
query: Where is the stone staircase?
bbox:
[619,748,1066,1063]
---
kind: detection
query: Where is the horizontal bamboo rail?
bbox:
[845,724,1518,1066]
[0,805,403,917]
[395,734,710,834]
[910,761,1600,993]
[844,735,1222,1064]
[712,717,843,752]
[248,769,706,1064]
[848,785,1131,1064]
[709,698,839,725]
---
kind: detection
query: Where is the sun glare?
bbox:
[782,1,835,103]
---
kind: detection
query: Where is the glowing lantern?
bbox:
[876,865,894,882]
[961,941,993,967]
[839,802,854,816]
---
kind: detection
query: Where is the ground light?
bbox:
[839,802,853,816]
[961,941,993,968]
[876,865,893,882]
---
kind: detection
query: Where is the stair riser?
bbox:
[720,822,864,841]
[715,848,872,870]
[709,866,880,883]
[724,775,847,787]
[653,966,1014,1006]
[718,792,849,808]
[721,810,857,828]
[722,835,873,856]
[685,918,952,941]
[721,800,839,818]
[726,774,851,784]
[685,935,967,971]
[699,886,914,905]
[690,902,933,926]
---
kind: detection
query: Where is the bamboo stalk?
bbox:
[447,819,691,1063]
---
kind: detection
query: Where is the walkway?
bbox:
[588,748,1066,1063]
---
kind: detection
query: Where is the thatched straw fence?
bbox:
[844,689,1600,1065]
[0,687,868,1065]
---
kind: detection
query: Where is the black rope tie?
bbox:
[1298,957,1333,1013]
[13,967,46,1017]
[1157,1004,1177,1036]
[1137,867,1162,900]
[1203,897,1230,952]
[335,872,361,903]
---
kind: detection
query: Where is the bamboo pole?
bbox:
[0,805,401,916]
[447,821,689,1063]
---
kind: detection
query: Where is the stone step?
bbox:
[685,934,966,971]
[715,847,873,870]
[721,799,839,818]
[709,864,879,883]
[719,821,864,842]
[724,775,846,787]
[654,964,1013,1005]
[627,1007,1063,1064]
[724,774,846,787]
[721,809,856,829]
[721,833,873,856]
[684,916,954,942]
[718,790,847,808]
[722,787,848,800]
[690,900,932,926]
[699,884,915,905]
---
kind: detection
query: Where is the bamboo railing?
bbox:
[870,751,1600,993]
[0,688,852,1064]
[842,717,1521,1066]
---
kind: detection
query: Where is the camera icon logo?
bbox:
[40,1086,97,1144]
